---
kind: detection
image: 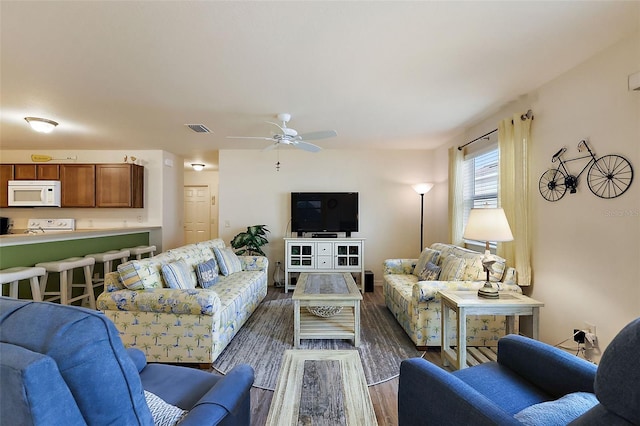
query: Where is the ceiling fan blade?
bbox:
[294,141,322,153]
[226,136,274,141]
[296,130,337,141]
[265,121,287,134]
[262,142,279,152]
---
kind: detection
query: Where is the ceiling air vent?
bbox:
[185,124,212,133]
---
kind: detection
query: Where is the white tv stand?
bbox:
[284,237,366,293]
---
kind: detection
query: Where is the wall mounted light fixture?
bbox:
[191,163,205,171]
[24,117,58,133]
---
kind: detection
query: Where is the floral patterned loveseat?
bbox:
[97,238,267,364]
[383,243,522,348]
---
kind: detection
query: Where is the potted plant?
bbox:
[230,225,270,256]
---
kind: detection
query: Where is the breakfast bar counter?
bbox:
[0,227,160,270]
[0,227,160,247]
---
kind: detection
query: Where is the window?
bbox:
[462,147,499,242]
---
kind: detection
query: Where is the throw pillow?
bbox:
[213,247,243,276]
[514,392,599,426]
[144,390,187,426]
[417,261,441,281]
[439,255,466,281]
[161,260,196,289]
[413,248,441,277]
[196,258,219,288]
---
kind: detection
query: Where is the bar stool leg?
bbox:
[9,281,18,299]
[83,264,96,309]
[40,273,50,300]
[60,271,69,306]
[28,276,43,301]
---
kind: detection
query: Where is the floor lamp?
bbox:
[412,183,434,253]
[462,207,513,298]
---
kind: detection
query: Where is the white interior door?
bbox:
[184,185,211,244]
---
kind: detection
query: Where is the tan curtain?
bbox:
[497,113,532,285]
[448,146,464,245]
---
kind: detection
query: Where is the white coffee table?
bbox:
[440,290,544,370]
[292,272,362,348]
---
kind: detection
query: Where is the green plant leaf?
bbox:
[231,224,270,255]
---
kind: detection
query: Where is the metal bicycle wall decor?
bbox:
[539,139,634,201]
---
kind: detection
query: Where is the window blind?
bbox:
[462,147,499,231]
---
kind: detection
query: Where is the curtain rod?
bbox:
[457,109,533,151]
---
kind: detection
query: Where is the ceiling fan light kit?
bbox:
[227,112,336,153]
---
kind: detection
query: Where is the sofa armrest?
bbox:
[177,364,254,426]
[239,256,269,272]
[96,288,221,315]
[383,259,417,275]
[413,280,523,303]
[399,358,519,425]
[104,271,126,292]
[497,334,597,398]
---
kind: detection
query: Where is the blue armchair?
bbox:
[399,317,640,425]
[0,297,254,426]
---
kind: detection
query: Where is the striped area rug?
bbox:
[213,297,424,390]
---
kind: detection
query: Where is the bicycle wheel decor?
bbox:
[539,168,567,202]
[587,155,634,199]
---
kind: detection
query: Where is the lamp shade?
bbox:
[191,163,205,171]
[463,208,513,242]
[412,183,434,194]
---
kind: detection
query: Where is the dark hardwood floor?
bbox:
[248,286,450,426]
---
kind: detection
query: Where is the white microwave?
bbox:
[8,180,62,207]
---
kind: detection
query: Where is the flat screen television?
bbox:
[291,192,358,237]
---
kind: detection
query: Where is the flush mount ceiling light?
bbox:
[191,163,205,171]
[24,117,58,133]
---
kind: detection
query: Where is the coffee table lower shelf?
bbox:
[298,308,357,342]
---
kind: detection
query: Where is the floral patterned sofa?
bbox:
[383,243,522,348]
[97,239,268,364]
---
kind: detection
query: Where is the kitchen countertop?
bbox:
[0,227,161,247]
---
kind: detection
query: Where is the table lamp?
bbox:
[462,207,513,299]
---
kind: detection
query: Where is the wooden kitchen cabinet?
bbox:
[60,164,96,207]
[13,164,59,180]
[96,164,144,208]
[0,165,14,208]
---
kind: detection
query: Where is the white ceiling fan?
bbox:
[227,113,337,152]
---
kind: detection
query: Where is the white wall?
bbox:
[161,151,185,250]
[432,33,639,361]
[218,149,438,284]
[529,34,639,360]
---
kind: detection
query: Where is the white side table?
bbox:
[440,290,544,370]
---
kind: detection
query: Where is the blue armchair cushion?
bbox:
[592,317,640,423]
[0,298,153,425]
[0,342,86,425]
[514,392,598,425]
